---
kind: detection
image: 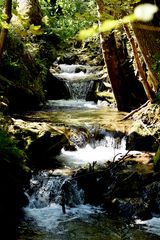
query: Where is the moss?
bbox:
[96,91,115,104]
[0,28,57,112]
[153,146,160,165]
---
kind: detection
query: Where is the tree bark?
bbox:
[132,22,159,90]
[96,0,147,111]
[124,24,155,102]
[17,0,43,26]
[28,0,43,25]
[0,0,12,59]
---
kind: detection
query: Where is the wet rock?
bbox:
[126,131,155,151]
[143,181,160,214]
[74,159,160,220]
[45,72,71,100]
[105,198,151,220]
[27,132,69,168]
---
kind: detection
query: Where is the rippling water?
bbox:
[17,98,160,239]
[18,207,160,240]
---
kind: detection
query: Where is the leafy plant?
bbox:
[153,146,160,168]
[152,53,160,81]
[39,0,97,42]
[0,128,27,169]
[78,3,158,40]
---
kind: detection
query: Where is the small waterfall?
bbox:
[23,170,101,232]
[136,217,160,236]
[67,81,94,100]
[50,64,101,100]
[27,171,84,209]
[57,130,129,167]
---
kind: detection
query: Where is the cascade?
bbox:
[21,132,126,234]
[27,171,84,209]
[50,64,102,100]
[57,130,128,167]
[18,64,160,239]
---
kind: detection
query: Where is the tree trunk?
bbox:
[18,0,42,25]
[132,22,159,90]
[0,0,12,59]
[124,24,155,102]
[96,0,147,111]
[28,0,43,25]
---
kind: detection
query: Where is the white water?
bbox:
[45,99,98,109]
[136,217,160,236]
[20,64,160,238]
[58,64,100,74]
[51,64,101,82]
[22,133,142,235]
[24,203,102,232]
[57,133,141,167]
[59,64,84,73]
[23,170,103,233]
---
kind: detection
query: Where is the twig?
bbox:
[139,119,160,145]
[120,100,149,121]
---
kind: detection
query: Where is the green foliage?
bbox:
[153,146,160,165]
[152,53,160,81]
[0,128,28,171]
[103,0,141,16]
[40,0,97,41]
[78,3,158,40]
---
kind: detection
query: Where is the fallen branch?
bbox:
[139,119,160,145]
[120,100,149,121]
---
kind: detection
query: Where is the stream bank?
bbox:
[1,61,160,238]
[6,63,160,238]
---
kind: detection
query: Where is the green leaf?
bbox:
[29,24,41,31]
[1,13,8,21]
[42,15,49,25]
[78,24,98,40]
[1,21,10,29]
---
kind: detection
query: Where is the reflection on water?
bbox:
[24,100,131,133]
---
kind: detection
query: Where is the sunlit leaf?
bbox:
[1,13,8,21]
[122,14,136,24]
[29,24,43,35]
[78,25,98,40]
[134,4,158,22]
[42,15,49,25]
[78,13,137,40]
[29,24,41,31]
[1,21,10,29]
[99,19,119,32]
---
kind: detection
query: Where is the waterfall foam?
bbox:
[23,170,102,232]
[50,63,102,100]
[57,132,141,167]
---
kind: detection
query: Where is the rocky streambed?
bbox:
[7,102,160,225]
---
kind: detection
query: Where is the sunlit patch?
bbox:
[134,4,158,22]
[57,135,141,168]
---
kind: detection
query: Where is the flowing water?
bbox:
[18,166,160,240]
[17,64,160,239]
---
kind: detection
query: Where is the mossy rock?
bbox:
[154,147,160,171]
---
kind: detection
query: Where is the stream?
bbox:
[17,64,160,239]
